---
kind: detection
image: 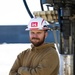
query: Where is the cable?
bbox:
[23,0,33,18]
[40,0,44,11]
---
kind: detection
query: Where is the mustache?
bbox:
[32,38,40,40]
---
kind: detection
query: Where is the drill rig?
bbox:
[23,0,75,75]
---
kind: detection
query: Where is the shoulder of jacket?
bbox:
[22,48,31,53]
[18,48,31,57]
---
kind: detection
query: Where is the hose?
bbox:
[23,0,33,18]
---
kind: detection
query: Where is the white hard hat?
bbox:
[25,17,49,30]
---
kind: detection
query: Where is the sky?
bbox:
[0,0,41,25]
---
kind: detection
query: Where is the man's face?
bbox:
[29,30,47,47]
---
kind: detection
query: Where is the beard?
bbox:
[30,36,45,47]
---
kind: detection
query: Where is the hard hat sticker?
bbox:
[31,22,38,27]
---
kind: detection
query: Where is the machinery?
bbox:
[23,0,75,75]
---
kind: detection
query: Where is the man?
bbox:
[9,17,59,75]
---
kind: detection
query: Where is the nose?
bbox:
[33,34,38,37]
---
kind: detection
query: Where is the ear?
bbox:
[45,32,48,38]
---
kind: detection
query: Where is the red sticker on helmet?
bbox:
[31,22,38,27]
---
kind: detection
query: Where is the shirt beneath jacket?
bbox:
[9,43,59,75]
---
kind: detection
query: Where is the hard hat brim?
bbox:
[25,27,48,31]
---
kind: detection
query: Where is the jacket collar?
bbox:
[31,43,55,51]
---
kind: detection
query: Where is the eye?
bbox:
[37,32,41,34]
[30,32,34,35]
